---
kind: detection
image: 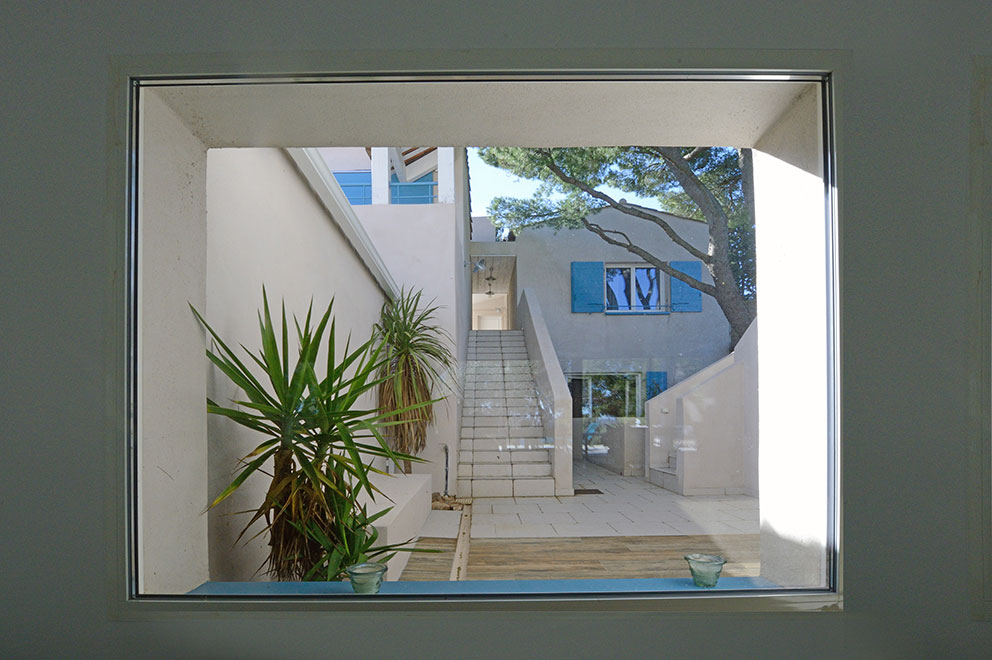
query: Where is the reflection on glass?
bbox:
[606,267,630,310]
[634,267,660,311]
[582,373,638,419]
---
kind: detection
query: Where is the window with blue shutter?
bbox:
[669,260,703,312]
[645,371,668,399]
[571,261,605,313]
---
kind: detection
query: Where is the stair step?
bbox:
[467,438,553,451]
[461,332,556,497]
[466,449,551,464]
[462,463,552,478]
[455,476,556,498]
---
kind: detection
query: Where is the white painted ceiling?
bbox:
[150,80,815,149]
[470,255,516,294]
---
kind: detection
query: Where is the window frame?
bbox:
[604,262,668,314]
[116,65,841,614]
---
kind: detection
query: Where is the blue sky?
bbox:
[467,148,657,217]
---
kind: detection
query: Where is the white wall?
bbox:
[645,321,758,496]
[752,86,829,588]
[472,208,730,386]
[738,322,760,497]
[352,202,468,494]
[472,293,509,329]
[453,147,473,366]
[315,147,371,171]
[7,4,992,658]
[204,148,387,581]
[518,289,573,495]
[136,89,209,595]
[585,418,646,476]
[471,215,498,242]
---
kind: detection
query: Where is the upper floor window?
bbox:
[606,265,663,312]
[571,260,702,314]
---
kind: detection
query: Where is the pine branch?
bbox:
[537,149,712,264]
[582,220,717,296]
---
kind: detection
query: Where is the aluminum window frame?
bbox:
[604,262,669,314]
[115,63,841,615]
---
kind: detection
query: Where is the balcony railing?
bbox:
[389,180,437,205]
[333,172,437,205]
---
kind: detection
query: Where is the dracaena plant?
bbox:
[373,288,456,473]
[191,290,427,581]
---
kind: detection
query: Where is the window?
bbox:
[572,261,702,314]
[606,264,663,312]
[578,372,642,418]
[128,73,837,607]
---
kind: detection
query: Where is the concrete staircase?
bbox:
[457,330,555,498]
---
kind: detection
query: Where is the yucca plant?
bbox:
[294,498,426,581]
[373,288,456,474]
[191,290,427,580]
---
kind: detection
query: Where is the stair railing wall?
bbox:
[517,288,573,496]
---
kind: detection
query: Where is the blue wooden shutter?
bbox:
[669,261,703,312]
[571,261,605,313]
[646,371,668,399]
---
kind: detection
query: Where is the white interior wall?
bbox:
[136,90,209,595]
[472,293,509,329]
[8,5,992,654]
[204,148,386,581]
[753,85,829,587]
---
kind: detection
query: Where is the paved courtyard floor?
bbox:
[419,459,759,540]
[405,461,760,582]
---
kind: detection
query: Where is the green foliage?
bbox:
[191,289,429,580]
[295,500,436,582]
[478,146,755,299]
[373,288,455,470]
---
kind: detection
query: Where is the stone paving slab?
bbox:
[459,461,759,539]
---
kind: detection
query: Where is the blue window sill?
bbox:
[188,576,778,597]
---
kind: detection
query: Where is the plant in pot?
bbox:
[373,288,456,474]
[191,290,430,581]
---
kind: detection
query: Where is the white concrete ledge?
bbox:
[355,472,432,580]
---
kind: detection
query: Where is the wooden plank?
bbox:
[465,534,760,581]
[398,538,456,582]
[450,504,472,581]
[401,533,760,582]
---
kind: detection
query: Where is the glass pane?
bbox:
[585,374,636,419]
[634,267,660,311]
[605,267,630,310]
